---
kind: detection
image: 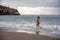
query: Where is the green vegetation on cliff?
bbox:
[0,5,20,15]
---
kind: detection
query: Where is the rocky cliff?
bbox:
[0,5,20,15]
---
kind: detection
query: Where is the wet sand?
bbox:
[0,32,60,40]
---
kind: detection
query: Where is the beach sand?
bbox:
[0,32,60,40]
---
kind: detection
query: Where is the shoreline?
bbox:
[0,27,60,38]
[0,32,60,40]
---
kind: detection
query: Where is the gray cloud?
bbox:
[0,0,60,7]
[0,0,2,3]
[17,7,60,15]
[0,0,60,15]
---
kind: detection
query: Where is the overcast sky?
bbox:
[0,0,60,15]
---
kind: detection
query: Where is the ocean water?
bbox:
[0,15,60,38]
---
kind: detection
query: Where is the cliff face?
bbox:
[0,5,20,15]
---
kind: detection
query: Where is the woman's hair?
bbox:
[37,16,40,19]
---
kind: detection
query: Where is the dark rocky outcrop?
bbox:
[0,5,20,15]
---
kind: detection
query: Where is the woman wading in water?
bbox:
[36,16,40,34]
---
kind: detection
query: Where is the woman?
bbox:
[36,16,40,34]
